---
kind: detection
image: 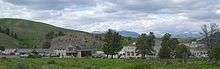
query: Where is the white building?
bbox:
[120,45,141,58]
[184,41,208,58]
[119,39,162,59]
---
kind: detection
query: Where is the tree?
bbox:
[14,33,18,39]
[4,28,10,35]
[43,41,51,49]
[58,31,65,36]
[46,31,55,39]
[170,38,179,57]
[201,23,219,59]
[0,46,5,51]
[102,29,123,58]
[175,44,190,59]
[148,32,156,54]
[136,34,148,58]
[43,31,66,49]
[136,32,156,58]
[159,33,173,59]
[0,26,2,33]
[212,43,220,60]
[43,31,55,49]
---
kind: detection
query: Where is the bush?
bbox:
[212,44,220,60]
[27,54,41,58]
[15,62,28,69]
[174,44,190,59]
[47,60,56,64]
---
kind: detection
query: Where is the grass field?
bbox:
[0,58,219,69]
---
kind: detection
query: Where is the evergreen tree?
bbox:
[58,31,65,36]
[175,44,190,59]
[136,33,149,58]
[43,31,55,49]
[46,31,55,39]
[170,38,179,57]
[212,42,220,60]
[136,32,156,58]
[14,33,18,39]
[0,46,5,51]
[148,32,156,55]
[159,33,173,59]
[0,26,2,33]
[5,28,10,35]
[102,29,123,58]
[43,41,51,49]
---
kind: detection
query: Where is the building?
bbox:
[16,49,33,58]
[183,41,208,58]
[119,39,162,58]
[35,49,50,57]
[120,45,141,58]
[50,35,96,58]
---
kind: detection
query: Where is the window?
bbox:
[127,52,130,56]
[131,52,134,56]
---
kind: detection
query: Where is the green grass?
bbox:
[0,58,219,69]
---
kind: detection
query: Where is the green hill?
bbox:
[0,33,22,48]
[0,18,100,48]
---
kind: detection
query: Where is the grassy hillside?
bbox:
[0,18,99,48]
[0,33,22,48]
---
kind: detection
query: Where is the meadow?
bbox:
[0,58,219,69]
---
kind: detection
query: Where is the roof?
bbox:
[17,49,33,53]
[50,35,95,51]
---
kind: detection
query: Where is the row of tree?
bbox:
[0,26,18,39]
[102,29,190,59]
[43,31,65,49]
[158,33,190,59]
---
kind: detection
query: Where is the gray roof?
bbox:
[17,49,33,53]
[50,35,93,51]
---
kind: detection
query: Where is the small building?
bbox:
[184,41,208,58]
[34,49,50,57]
[2,49,17,55]
[119,39,162,59]
[0,49,18,58]
[16,49,33,58]
[120,45,141,58]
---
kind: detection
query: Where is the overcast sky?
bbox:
[0,0,220,34]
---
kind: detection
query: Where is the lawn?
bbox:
[0,58,219,69]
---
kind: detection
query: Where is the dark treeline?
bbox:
[0,26,18,39]
[43,31,65,49]
[102,23,220,60]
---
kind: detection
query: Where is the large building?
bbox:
[50,35,96,58]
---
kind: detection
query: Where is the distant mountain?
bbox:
[92,30,139,38]
[118,31,140,38]
[173,32,201,38]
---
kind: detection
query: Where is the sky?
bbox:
[0,0,220,34]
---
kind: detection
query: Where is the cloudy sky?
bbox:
[0,0,220,34]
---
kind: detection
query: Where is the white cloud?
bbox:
[216,10,220,14]
[0,0,219,34]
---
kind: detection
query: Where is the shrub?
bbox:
[212,43,220,60]
[15,62,28,69]
[47,60,56,64]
